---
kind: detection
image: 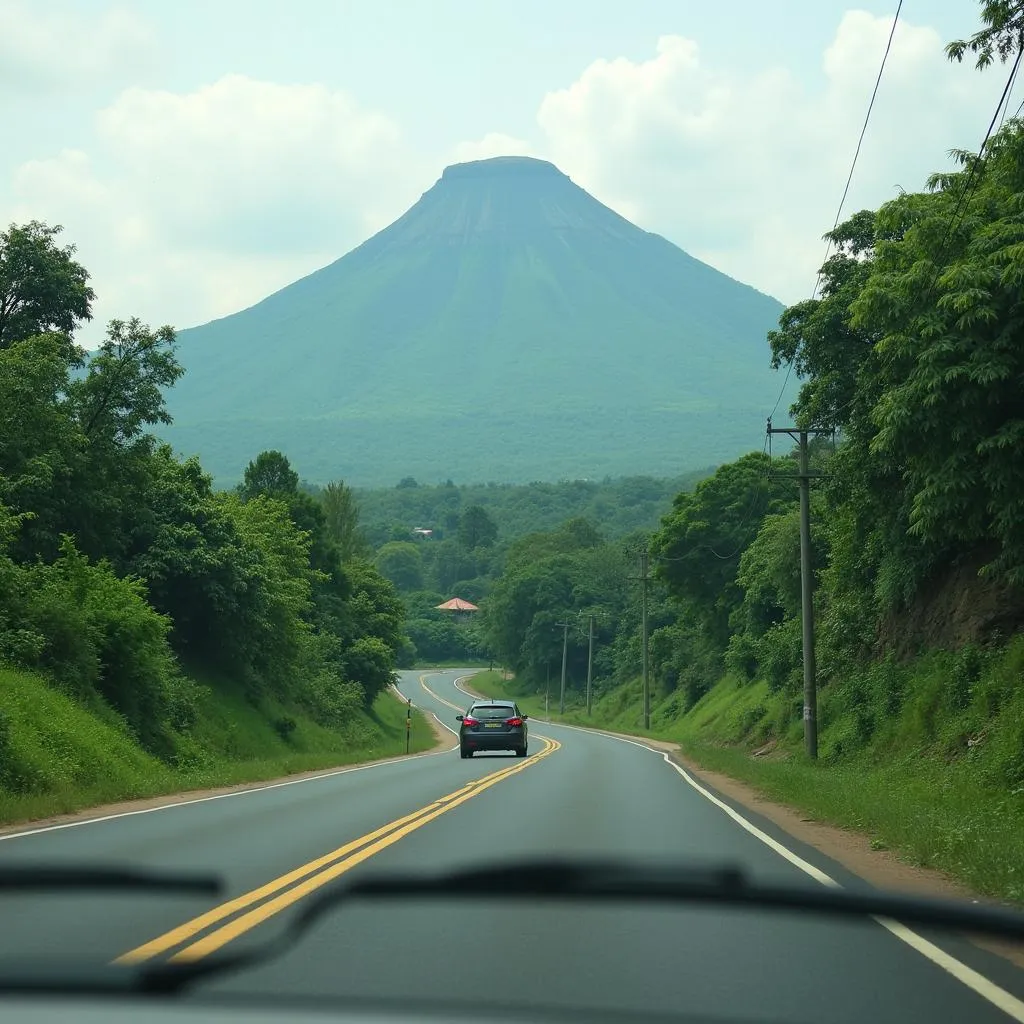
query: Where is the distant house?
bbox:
[435,597,479,617]
[412,527,433,539]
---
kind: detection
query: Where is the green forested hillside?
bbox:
[476,58,1024,900]
[0,223,429,823]
[162,156,788,485]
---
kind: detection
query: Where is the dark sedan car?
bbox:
[456,700,528,758]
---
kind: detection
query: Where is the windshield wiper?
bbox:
[125,858,1024,995]
[0,859,1020,996]
[0,865,221,895]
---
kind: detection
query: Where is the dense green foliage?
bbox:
[483,28,1024,819]
[0,224,414,808]
[339,472,709,549]
[0,663,436,825]
[161,156,788,485]
[347,474,706,667]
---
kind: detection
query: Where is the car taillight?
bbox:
[506,717,523,727]
[463,716,479,727]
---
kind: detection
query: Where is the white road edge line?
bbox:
[0,681,455,844]
[430,711,458,737]
[453,674,1024,1022]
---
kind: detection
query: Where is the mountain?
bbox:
[162,156,789,486]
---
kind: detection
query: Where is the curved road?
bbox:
[0,669,1022,1023]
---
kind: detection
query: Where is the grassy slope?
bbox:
[0,665,437,826]
[477,647,1024,904]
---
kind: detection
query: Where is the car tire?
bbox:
[461,746,473,759]
[515,746,527,758]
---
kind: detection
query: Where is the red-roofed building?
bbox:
[435,597,479,613]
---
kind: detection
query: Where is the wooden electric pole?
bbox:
[629,551,651,730]
[586,613,595,716]
[556,619,570,715]
[766,420,830,760]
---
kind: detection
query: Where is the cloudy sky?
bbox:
[0,1,1007,345]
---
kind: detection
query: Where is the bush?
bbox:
[1,538,195,757]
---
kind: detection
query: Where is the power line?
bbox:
[811,0,904,301]
[785,38,1024,434]
[769,1,903,422]
[769,359,794,421]
[998,55,1021,130]
[934,44,1024,268]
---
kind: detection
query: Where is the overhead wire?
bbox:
[933,44,1024,269]
[791,35,1024,434]
[768,0,904,424]
[997,54,1021,130]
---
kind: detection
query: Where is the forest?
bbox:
[0,223,422,814]
[470,13,1024,898]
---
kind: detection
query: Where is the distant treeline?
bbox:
[304,472,712,550]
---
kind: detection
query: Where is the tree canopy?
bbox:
[0,222,411,766]
[0,221,94,350]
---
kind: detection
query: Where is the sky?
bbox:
[0,1,1009,346]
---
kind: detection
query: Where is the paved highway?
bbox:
[0,669,1022,1023]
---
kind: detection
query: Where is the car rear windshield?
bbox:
[471,705,515,719]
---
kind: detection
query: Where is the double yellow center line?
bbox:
[116,733,559,964]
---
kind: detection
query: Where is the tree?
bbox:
[426,538,477,593]
[0,334,82,558]
[767,210,883,431]
[321,480,368,561]
[947,2,1024,68]
[850,124,1024,584]
[457,505,498,549]
[0,221,94,349]
[653,452,792,649]
[240,450,299,501]
[217,492,318,694]
[70,318,182,442]
[374,541,424,592]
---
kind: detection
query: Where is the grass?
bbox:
[0,664,437,827]
[479,648,1024,905]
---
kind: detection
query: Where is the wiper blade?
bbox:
[0,865,220,895]
[131,858,1024,995]
[336,859,1024,939]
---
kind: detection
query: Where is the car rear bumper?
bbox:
[462,729,527,750]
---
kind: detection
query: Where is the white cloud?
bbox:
[1,9,999,348]
[534,12,995,304]
[8,75,425,341]
[0,0,154,92]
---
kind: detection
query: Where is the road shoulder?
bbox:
[457,672,1022,968]
[0,688,453,839]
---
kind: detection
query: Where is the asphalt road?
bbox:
[1,668,1023,1023]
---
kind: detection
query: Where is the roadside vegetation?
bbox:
[0,664,436,825]
[472,10,1024,905]
[0,223,430,825]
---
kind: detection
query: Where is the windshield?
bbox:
[470,705,516,719]
[1,2,1024,1023]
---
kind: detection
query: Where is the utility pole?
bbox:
[586,613,595,717]
[405,696,412,754]
[766,420,830,760]
[556,620,570,715]
[629,552,651,730]
[641,550,649,730]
